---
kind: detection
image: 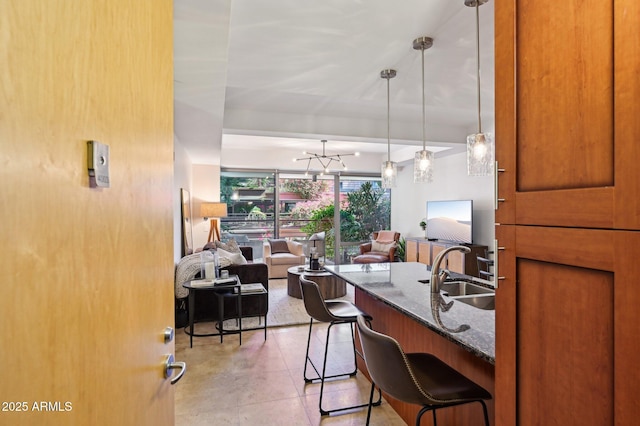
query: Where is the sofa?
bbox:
[176,246,269,323]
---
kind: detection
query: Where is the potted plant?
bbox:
[419,220,427,239]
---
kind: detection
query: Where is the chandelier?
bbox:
[293,139,359,176]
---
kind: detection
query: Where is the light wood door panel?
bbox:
[447,251,464,274]
[495,0,640,230]
[406,239,418,262]
[0,1,176,424]
[418,241,432,265]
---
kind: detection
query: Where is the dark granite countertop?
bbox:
[325,262,495,364]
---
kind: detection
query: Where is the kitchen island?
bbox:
[325,262,495,425]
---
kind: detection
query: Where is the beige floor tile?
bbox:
[175,319,406,425]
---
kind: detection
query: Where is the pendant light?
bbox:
[466,0,494,176]
[413,36,435,183]
[380,69,397,188]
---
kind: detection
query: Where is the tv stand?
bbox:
[405,237,488,278]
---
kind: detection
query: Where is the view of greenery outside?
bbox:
[220,171,390,262]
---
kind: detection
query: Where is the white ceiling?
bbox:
[174,0,494,166]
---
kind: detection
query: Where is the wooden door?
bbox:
[495,226,640,425]
[495,0,640,231]
[495,0,640,424]
[0,1,176,425]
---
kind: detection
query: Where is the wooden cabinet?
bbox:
[405,239,418,262]
[404,238,487,278]
[495,1,640,424]
[417,241,432,264]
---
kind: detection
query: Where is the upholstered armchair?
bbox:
[263,239,305,278]
[352,231,401,264]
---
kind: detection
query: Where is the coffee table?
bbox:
[287,266,346,299]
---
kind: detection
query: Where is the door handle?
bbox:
[494,161,506,210]
[164,354,186,385]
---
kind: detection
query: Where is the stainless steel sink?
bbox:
[440,281,494,297]
[452,294,495,310]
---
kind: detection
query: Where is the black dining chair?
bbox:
[356,315,492,426]
[299,276,381,416]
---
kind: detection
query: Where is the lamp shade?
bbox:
[200,202,227,218]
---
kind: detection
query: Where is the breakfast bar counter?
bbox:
[325,262,495,425]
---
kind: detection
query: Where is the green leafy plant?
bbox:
[395,237,407,262]
[345,181,390,240]
[301,204,359,257]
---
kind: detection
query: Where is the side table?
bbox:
[286,266,346,299]
[182,278,268,347]
[183,278,242,347]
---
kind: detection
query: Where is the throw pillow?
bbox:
[375,231,397,243]
[269,239,290,254]
[215,239,241,254]
[217,248,248,267]
[371,240,395,253]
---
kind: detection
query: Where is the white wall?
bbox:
[173,139,193,263]
[391,152,495,249]
[191,164,222,250]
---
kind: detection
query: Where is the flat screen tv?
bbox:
[426,200,473,244]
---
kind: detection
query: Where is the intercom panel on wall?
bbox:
[87,140,110,188]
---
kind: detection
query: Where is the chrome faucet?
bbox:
[430,245,471,294]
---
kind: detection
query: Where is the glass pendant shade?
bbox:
[380,68,397,189]
[412,36,435,184]
[465,0,493,176]
[414,149,434,183]
[467,132,494,176]
[381,160,397,188]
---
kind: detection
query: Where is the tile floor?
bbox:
[175,320,406,425]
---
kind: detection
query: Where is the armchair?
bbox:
[352,230,400,264]
[263,239,305,278]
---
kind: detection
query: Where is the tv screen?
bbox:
[426,200,473,244]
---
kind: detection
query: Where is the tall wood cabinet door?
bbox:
[495,0,640,230]
[494,226,640,425]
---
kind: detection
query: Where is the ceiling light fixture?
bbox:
[413,36,435,183]
[466,0,494,176]
[293,139,359,176]
[380,69,397,188]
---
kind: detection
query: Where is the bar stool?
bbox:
[356,315,492,426]
[299,276,382,416]
[476,254,494,280]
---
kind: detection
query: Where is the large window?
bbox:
[220,169,390,263]
[220,171,275,258]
